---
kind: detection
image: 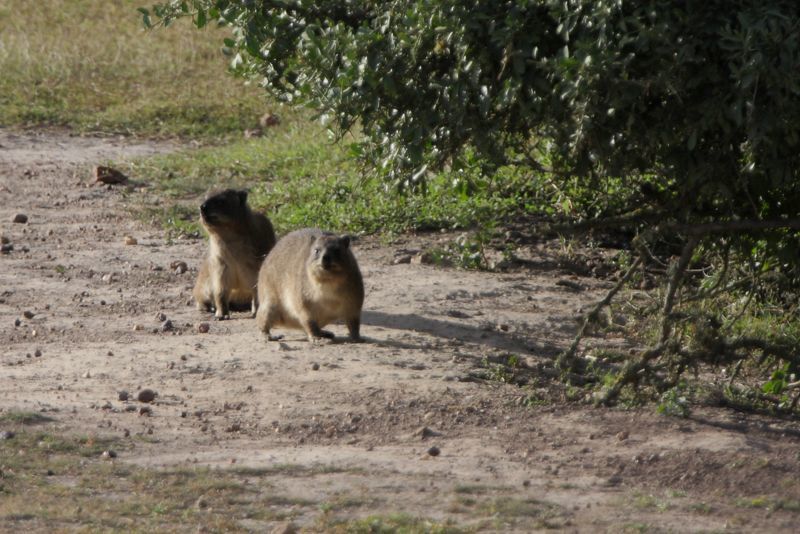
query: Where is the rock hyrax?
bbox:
[256,228,364,342]
[193,189,276,319]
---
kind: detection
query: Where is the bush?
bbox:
[144,0,800,408]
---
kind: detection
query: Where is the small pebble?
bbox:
[311,362,320,371]
[23,310,35,319]
[171,261,188,274]
[118,391,129,402]
[83,371,91,379]
[0,236,9,244]
[161,320,174,332]
[12,213,28,224]
[139,406,152,416]
[133,324,144,331]
[14,318,21,327]
[101,450,117,459]
[123,235,137,245]
[155,312,167,322]
[197,322,210,334]
[0,243,12,254]
[34,349,42,357]
[427,446,441,457]
[0,431,15,440]
[137,389,156,403]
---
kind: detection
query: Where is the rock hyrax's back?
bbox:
[256,228,363,342]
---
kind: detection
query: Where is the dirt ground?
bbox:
[2,128,800,532]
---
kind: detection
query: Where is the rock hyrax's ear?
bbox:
[340,235,351,249]
[238,190,248,205]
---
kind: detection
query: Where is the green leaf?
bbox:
[137,7,152,29]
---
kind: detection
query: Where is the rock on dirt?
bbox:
[427,446,441,457]
[118,391,130,401]
[170,260,188,274]
[413,426,442,440]
[12,213,28,223]
[124,236,138,246]
[197,322,210,334]
[93,165,128,185]
[137,389,156,403]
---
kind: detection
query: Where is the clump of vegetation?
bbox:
[141,0,800,414]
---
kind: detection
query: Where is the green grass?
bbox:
[124,131,544,238]
[0,411,54,426]
[0,0,268,137]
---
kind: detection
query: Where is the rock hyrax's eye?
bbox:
[313,248,321,256]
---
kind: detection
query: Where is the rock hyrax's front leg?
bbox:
[213,297,230,320]
[250,294,258,318]
[212,268,231,320]
[304,319,335,343]
[346,317,362,342]
[256,301,283,341]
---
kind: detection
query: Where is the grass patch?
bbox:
[0,411,54,426]
[735,496,800,512]
[473,497,567,529]
[124,131,545,238]
[317,513,464,534]
[0,0,268,138]
[0,430,323,531]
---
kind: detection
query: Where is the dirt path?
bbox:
[2,129,800,532]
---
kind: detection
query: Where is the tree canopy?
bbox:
[145,1,800,221]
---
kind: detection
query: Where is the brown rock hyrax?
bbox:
[256,229,364,342]
[193,189,276,319]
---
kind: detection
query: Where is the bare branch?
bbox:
[556,255,643,372]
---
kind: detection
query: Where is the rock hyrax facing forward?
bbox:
[256,229,364,342]
[193,189,276,319]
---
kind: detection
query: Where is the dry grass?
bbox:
[0,0,268,137]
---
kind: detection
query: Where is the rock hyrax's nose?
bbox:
[200,202,208,213]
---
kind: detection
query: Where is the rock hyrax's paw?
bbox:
[267,334,284,341]
[319,330,335,339]
[214,314,230,321]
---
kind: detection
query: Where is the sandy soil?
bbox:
[2,128,800,532]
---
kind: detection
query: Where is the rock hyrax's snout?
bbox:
[315,236,350,272]
[199,189,248,227]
